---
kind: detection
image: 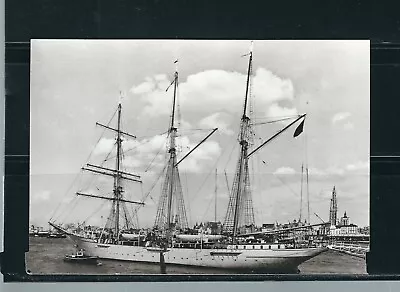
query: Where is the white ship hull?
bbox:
[67,233,326,273]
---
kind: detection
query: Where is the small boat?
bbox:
[63,249,99,265]
[47,233,67,239]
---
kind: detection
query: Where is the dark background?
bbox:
[3,0,400,281]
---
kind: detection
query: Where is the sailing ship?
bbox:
[49,43,327,273]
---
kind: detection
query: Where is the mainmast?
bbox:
[166,70,179,232]
[154,62,189,236]
[154,62,218,237]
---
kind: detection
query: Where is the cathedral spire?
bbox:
[329,186,338,226]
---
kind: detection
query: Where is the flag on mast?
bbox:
[174,59,179,72]
[293,118,305,138]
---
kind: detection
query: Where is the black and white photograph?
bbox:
[28,40,370,275]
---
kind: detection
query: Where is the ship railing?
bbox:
[328,242,369,259]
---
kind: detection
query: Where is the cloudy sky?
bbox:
[30,40,370,230]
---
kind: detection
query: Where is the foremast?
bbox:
[113,102,123,238]
[76,101,143,242]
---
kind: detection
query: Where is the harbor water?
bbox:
[26,237,367,275]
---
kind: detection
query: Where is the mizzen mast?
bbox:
[223,42,256,238]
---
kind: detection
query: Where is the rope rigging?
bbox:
[49,109,119,223]
[143,134,169,173]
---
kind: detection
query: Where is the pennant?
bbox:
[293,119,305,138]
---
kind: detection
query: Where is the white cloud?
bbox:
[130,67,296,117]
[307,167,327,176]
[273,167,296,175]
[179,119,192,130]
[266,103,298,119]
[123,156,143,168]
[123,135,168,156]
[198,112,234,135]
[326,166,345,176]
[131,80,155,95]
[332,112,351,124]
[307,162,369,177]
[93,133,221,174]
[253,68,294,102]
[93,138,115,155]
[177,136,221,173]
[307,166,344,176]
[154,74,168,82]
[346,161,369,173]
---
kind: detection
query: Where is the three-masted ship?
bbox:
[50,43,327,273]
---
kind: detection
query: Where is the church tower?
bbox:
[329,186,338,226]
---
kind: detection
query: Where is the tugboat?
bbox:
[64,249,100,265]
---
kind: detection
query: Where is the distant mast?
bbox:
[299,163,304,222]
[306,166,310,224]
[215,169,218,222]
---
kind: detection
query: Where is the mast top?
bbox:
[242,42,254,119]
[174,59,179,73]
[250,41,254,54]
[118,90,123,105]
